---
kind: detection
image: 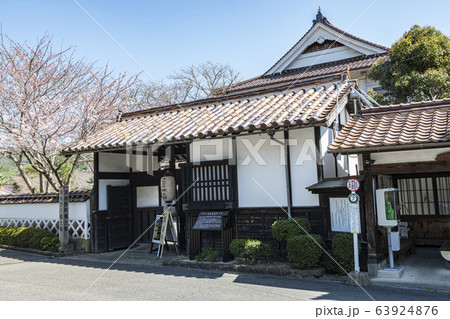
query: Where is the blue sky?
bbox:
[1,0,450,82]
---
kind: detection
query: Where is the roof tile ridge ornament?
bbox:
[116,109,123,122]
[313,7,331,25]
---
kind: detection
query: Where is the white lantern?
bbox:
[161,176,176,203]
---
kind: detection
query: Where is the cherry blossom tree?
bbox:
[0,34,137,193]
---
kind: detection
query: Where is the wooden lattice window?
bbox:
[395,175,450,216]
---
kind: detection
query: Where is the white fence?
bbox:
[0,201,91,239]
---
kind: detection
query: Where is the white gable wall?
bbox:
[286,46,362,70]
[267,23,387,75]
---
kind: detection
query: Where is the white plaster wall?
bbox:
[289,128,320,206]
[98,152,129,172]
[237,132,287,207]
[320,127,336,178]
[190,138,232,163]
[131,154,148,172]
[98,179,129,210]
[287,46,362,70]
[136,186,159,208]
[371,147,450,165]
[0,201,89,220]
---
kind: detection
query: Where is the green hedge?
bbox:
[287,234,323,269]
[272,218,311,241]
[195,248,220,262]
[323,233,361,274]
[229,238,274,264]
[0,226,59,251]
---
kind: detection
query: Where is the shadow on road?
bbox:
[1,248,449,301]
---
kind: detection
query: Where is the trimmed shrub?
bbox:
[323,233,361,274]
[0,226,57,251]
[272,218,311,241]
[229,238,274,264]
[287,234,323,269]
[229,238,247,259]
[195,248,220,262]
[40,237,61,252]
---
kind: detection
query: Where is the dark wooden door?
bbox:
[107,185,132,250]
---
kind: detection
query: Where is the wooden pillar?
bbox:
[363,153,378,275]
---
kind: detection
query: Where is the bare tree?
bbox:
[132,61,240,108]
[0,34,137,193]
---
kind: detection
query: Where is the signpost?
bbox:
[152,208,178,258]
[347,179,361,273]
[192,211,229,231]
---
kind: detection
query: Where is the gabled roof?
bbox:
[265,9,389,75]
[64,78,356,154]
[0,190,91,205]
[328,99,450,153]
[224,53,387,94]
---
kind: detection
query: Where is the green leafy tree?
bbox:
[369,25,450,103]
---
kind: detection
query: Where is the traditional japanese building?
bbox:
[64,9,389,264]
[329,99,450,275]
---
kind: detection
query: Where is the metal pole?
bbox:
[353,232,360,273]
[387,227,394,268]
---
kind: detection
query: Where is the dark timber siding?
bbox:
[236,206,327,243]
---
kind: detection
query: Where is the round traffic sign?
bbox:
[346,178,360,192]
[348,192,360,203]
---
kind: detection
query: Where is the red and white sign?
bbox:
[346,178,360,192]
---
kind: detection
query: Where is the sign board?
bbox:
[192,211,229,231]
[330,198,361,233]
[152,215,164,244]
[346,178,360,192]
[152,209,178,257]
[349,202,361,234]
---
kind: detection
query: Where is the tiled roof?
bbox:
[0,190,91,205]
[64,80,355,154]
[261,13,389,79]
[224,53,387,94]
[329,99,450,153]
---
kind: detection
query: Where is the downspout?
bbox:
[268,129,292,219]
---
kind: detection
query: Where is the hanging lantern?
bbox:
[161,176,176,203]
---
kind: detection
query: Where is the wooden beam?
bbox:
[363,153,378,266]
[371,161,450,175]
[314,127,324,182]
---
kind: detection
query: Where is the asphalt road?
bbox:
[0,249,449,301]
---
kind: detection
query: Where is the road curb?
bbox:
[0,244,76,257]
[163,259,324,277]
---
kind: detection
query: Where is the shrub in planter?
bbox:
[323,233,361,274]
[287,234,323,269]
[272,218,311,242]
[229,238,274,264]
[195,248,220,262]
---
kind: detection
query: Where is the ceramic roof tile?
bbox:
[65,82,354,153]
[0,191,91,205]
[329,99,450,152]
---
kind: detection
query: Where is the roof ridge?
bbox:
[362,99,450,115]
[263,11,389,76]
[121,73,344,119]
[262,52,387,78]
